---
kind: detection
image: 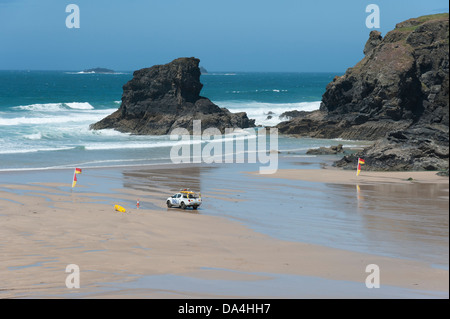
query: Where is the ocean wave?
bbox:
[84,140,202,151]
[12,102,94,112]
[0,108,117,126]
[65,71,129,75]
[228,89,288,94]
[12,103,61,112]
[217,100,320,111]
[82,132,257,151]
[90,128,130,137]
[214,100,321,126]
[0,115,92,126]
[65,102,95,110]
[23,132,42,140]
[0,161,176,172]
[203,73,237,76]
[64,71,131,75]
[0,146,76,155]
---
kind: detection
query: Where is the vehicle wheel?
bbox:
[167,200,172,208]
[193,206,198,210]
[180,202,186,210]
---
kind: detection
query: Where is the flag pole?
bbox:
[356,158,361,177]
[72,168,76,188]
[72,168,82,189]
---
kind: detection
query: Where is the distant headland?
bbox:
[81,67,116,74]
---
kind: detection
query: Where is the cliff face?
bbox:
[321,14,448,127]
[277,13,449,171]
[90,57,254,134]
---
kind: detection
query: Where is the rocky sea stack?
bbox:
[90,57,254,134]
[277,13,449,172]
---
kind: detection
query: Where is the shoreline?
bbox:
[0,163,448,298]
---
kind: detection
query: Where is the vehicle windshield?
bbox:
[187,193,198,198]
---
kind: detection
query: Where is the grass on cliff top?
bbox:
[415,12,449,22]
[395,13,449,32]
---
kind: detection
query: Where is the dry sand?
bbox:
[0,168,448,298]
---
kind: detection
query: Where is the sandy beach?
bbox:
[0,162,448,299]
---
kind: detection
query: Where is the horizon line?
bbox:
[0,69,346,74]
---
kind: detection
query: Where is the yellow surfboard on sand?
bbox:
[114,205,126,213]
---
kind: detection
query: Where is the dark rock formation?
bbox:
[335,126,449,171]
[306,144,344,155]
[266,111,275,120]
[200,66,208,74]
[279,110,309,120]
[363,30,383,56]
[90,58,254,134]
[437,169,449,176]
[277,13,449,171]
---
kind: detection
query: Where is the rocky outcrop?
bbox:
[279,110,309,121]
[306,144,344,155]
[277,13,449,171]
[363,30,383,56]
[335,125,449,171]
[90,58,254,134]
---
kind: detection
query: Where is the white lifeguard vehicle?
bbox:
[166,189,202,210]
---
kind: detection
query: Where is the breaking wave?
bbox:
[12,102,95,112]
[215,100,321,126]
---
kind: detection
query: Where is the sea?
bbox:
[0,70,365,171]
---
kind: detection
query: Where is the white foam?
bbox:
[13,103,64,112]
[65,71,128,75]
[84,139,202,151]
[0,146,75,155]
[91,128,130,137]
[0,115,97,126]
[12,102,94,112]
[65,102,94,110]
[0,108,116,126]
[23,132,42,140]
[82,132,257,152]
[215,100,321,126]
[229,89,288,94]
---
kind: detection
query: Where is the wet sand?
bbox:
[247,168,450,185]
[0,163,448,298]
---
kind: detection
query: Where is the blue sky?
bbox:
[0,0,448,72]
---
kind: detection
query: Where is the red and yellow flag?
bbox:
[72,168,82,188]
[356,158,365,176]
